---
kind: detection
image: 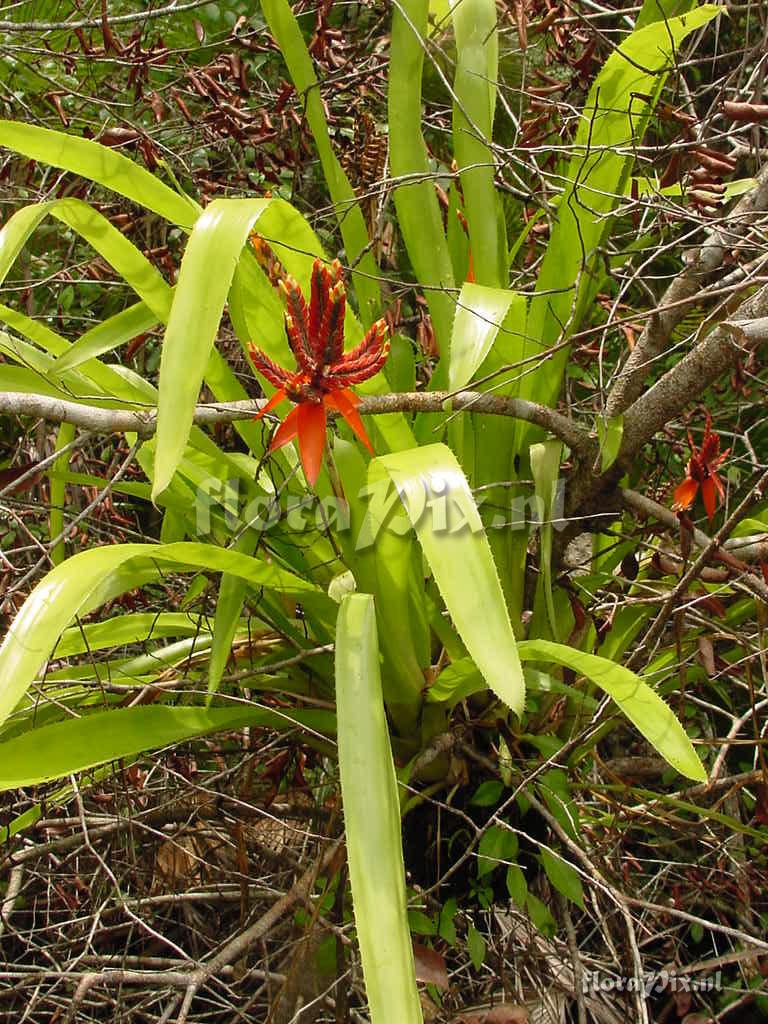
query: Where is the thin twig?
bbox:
[174,838,343,1024]
[0,0,214,33]
[606,163,768,416]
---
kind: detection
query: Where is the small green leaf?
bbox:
[477,825,517,878]
[426,658,484,707]
[470,780,504,807]
[540,847,584,909]
[526,892,556,937]
[408,910,437,936]
[467,923,486,970]
[438,898,458,945]
[506,864,528,906]
[596,414,624,472]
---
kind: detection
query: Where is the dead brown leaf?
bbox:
[413,942,449,990]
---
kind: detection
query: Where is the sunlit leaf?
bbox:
[520,639,707,781]
[450,0,506,287]
[369,443,525,716]
[152,197,271,497]
[389,0,455,346]
[335,595,422,1023]
[523,5,720,409]
[0,541,320,730]
[596,414,624,472]
[0,120,199,227]
[0,705,334,790]
[259,0,380,324]
[448,283,519,392]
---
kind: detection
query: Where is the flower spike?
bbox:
[247,344,292,392]
[248,257,390,486]
[280,277,314,373]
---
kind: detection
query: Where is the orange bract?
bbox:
[672,414,730,521]
[248,257,390,486]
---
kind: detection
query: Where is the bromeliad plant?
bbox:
[0,0,736,1019]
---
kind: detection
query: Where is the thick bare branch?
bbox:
[619,287,768,457]
[605,164,768,416]
[0,389,592,453]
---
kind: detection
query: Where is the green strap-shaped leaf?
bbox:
[55,299,161,373]
[355,455,427,730]
[0,705,334,791]
[520,639,707,782]
[0,199,172,321]
[0,311,157,404]
[370,443,525,716]
[207,530,259,700]
[424,641,705,781]
[389,0,455,347]
[152,197,271,498]
[0,120,200,228]
[448,282,520,391]
[455,287,528,621]
[335,595,422,1024]
[530,440,563,640]
[523,5,720,409]
[0,359,72,398]
[0,541,320,730]
[596,414,624,472]
[55,612,211,658]
[259,0,380,324]
[49,421,75,566]
[450,0,506,287]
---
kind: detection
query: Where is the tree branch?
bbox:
[605,164,768,417]
[0,0,213,33]
[619,286,768,457]
[0,389,592,453]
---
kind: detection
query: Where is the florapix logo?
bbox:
[193,473,567,548]
[582,969,722,997]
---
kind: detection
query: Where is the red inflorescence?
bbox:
[248,257,390,486]
[672,414,730,522]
